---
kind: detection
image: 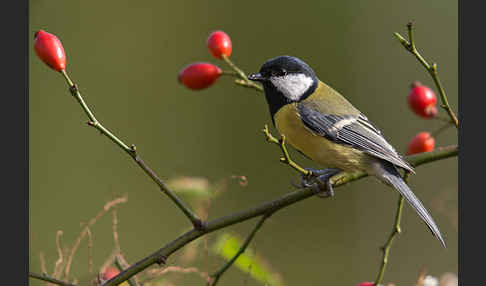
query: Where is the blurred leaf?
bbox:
[212,232,284,286]
[166,176,212,199]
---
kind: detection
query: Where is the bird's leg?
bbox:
[301,168,341,198]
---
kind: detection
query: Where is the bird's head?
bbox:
[248,55,318,103]
[248,56,318,119]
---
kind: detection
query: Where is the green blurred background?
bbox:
[30,0,458,285]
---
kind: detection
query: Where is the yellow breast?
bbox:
[273,103,368,172]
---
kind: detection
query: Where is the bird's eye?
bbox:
[273,69,287,77]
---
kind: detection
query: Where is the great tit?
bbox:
[248,55,445,247]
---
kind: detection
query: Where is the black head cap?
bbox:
[248,56,318,122]
[248,55,317,82]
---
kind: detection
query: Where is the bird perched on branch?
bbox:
[248,55,445,247]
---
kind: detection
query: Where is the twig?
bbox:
[40,252,48,274]
[29,272,77,286]
[101,145,457,286]
[262,125,310,176]
[374,172,410,285]
[114,254,141,286]
[60,70,202,229]
[104,196,129,211]
[210,214,270,286]
[86,227,94,275]
[112,208,121,254]
[53,231,65,279]
[221,55,263,92]
[141,266,211,284]
[405,145,457,166]
[99,251,118,276]
[64,195,128,280]
[394,22,458,128]
[221,70,239,76]
[234,79,264,91]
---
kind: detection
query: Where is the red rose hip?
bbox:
[408,81,437,118]
[356,282,374,286]
[34,30,66,71]
[101,267,120,281]
[207,30,232,59]
[178,62,222,90]
[100,267,129,286]
[407,132,435,155]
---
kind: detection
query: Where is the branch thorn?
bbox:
[431,63,438,72]
[69,84,78,95]
[155,255,167,266]
[130,144,137,153]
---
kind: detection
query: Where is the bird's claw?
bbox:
[300,168,340,198]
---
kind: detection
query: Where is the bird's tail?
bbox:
[379,162,446,248]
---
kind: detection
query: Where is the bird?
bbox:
[248,55,445,247]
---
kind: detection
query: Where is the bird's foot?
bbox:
[301,168,341,198]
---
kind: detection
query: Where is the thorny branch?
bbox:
[221,54,263,92]
[101,145,457,286]
[31,79,457,286]
[263,125,311,176]
[394,22,458,128]
[60,70,202,229]
[374,172,410,285]
[31,23,457,286]
[210,214,270,286]
[114,254,141,286]
[64,195,128,280]
[29,272,77,286]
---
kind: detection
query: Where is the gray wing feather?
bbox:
[298,104,414,173]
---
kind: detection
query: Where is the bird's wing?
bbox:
[297,103,414,173]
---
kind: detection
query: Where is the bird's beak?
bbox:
[248,72,265,82]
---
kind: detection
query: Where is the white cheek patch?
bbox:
[270,74,314,101]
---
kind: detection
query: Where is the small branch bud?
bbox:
[130,144,137,154]
[431,63,438,73]
[395,22,458,128]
